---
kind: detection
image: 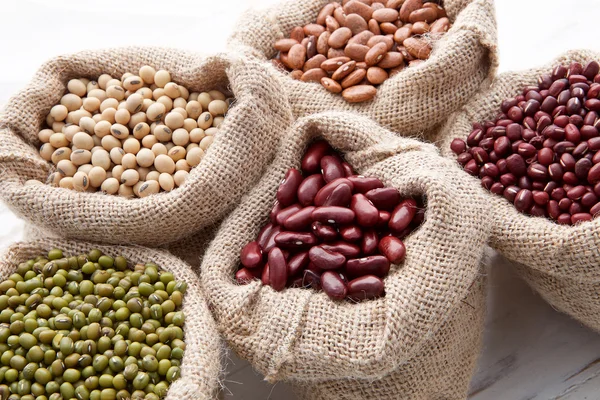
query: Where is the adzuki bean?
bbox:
[452,61,600,225]
[237,140,424,300]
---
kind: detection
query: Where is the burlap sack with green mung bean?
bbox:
[437,50,600,333]
[0,238,223,400]
[0,47,293,247]
[227,0,498,138]
[202,112,490,399]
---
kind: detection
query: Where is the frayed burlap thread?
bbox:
[437,50,600,332]
[227,0,498,138]
[0,238,223,400]
[0,47,293,247]
[201,112,490,398]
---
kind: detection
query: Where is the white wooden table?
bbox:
[2,1,600,398]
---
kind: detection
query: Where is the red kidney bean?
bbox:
[451,138,467,154]
[350,194,379,227]
[588,163,600,184]
[321,271,347,300]
[288,251,309,277]
[506,154,527,176]
[308,246,346,270]
[240,241,264,269]
[532,191,549,206]
[378,236,406,264]
[261,264,270,285]
[365,187,400,210]
[302,140,332,173]
[321,183,353,207]
[236,268,261,284]
[347,175,384,193]
[302,270,321,290]
[389,199,417,233]
[575,158,593,180]
[283,206,316,231]
[339,225,362,242]
[514,189,533,212]
[311,221,338,241]
[270,201,282,224]
[347,275,384,300]
[490,182,505,195]
[257,223,276,250]
[345,255,390,278]
[321,155,345,183]
[360,229,379,255]
[274,231,318,249]
[263,225,282,254]
[377,210,391,228]
[275,204,303,226]
[277,168,303,207]
[321,241,361,258]
[297,174,325,206]
[571,213,592,224]
[312,206,355,225]
[341,162,355,177]
[314,178,354,206]
[268,248,288,291]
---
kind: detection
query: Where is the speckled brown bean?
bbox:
[366,67,388,85]
[342,85,377,102]
[345,13,369,35]
[343,0,373,20]
[403,37,431,59]
[341,69,367,88]
[329,27,353,48]
[288,44,307,70]
[321,57,351,72]
[275,39,299,52]
[399,0,423,22]
[301,68,328,82]
[321,77,343,93]
[332,60,357,81]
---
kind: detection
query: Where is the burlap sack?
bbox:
[0,238,223,399]
[0,47,292,247]
[202,112,491,398]
[437,50,600,332]
[227,0,498,138]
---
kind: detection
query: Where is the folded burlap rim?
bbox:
[438,49,600,281]
[0,238,223,400]
[202,111,490,381]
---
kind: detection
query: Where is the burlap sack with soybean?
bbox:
[0,238,223,400]
[437,50,600,332]
[202,112,491,399]
[227,0,498,138]
[0,47,292,247]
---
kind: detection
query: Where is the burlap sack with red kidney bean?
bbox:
[437,50,600,332]
[227,0,498,137]
[202,112,491,399]
[0,238,223,400]
[0,47,293,247]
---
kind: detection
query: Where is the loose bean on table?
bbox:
[37,67,233,198]
[272,0,451,102]
[452,61,600,225]
[237,140,425,301]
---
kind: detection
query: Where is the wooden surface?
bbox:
[3,1,600,399]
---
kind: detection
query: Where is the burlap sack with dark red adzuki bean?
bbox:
[227,0,498,138]
[202,112,491,399]
[0,47,292,247]
[0,238,223,400]
[437,50,600,332]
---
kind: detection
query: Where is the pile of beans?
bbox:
[273,0,450,103]
[38,66,232,198]
[0,249,186,400]
[237,141,424,301]
[451,61,600,225]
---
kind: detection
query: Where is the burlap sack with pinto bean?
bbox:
[0,47,293,247]
[202,112,491,399]
[226,0,498,138]
[437,50,600,332]
[0,238,223,400]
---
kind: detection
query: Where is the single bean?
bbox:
[347,175,384,193]
[321,272,347,300]
[287,252,310,277]
[388,199,417,233]
[274,231,318,249]
[277,168,303,207]
[240,242,263,269]
[268,248,287,291]
[311,222,338,241]
[275,204,303,226]
[263,226,282,254]
[365,187,400,210]
[320,241,361,258]
[378,236,406,264]
[257,223,276,250]
[339,225,362,242]
[350,193,379,227]
[308,246,346,270]
[302,141,332,173]
[297,174,325,206]
[347,275,384,300]
[314,178,354,206]
[345,256,390,278]
[283,206,316,231]
[321,155,345,183]
[312,206,355,225]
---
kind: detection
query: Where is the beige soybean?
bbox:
[38,67,230,197]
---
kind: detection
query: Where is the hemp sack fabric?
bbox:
[202,112,490,398]
[437,50,600,332]
[227,0,498,137]
[0,47,293,247]
[0,238,223,400]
